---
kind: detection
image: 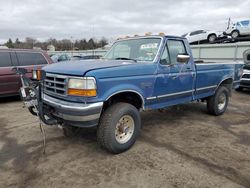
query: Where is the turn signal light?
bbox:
[32,69,42,80]
[68,88,97,97]
[37,70,42,80]
[145,32,152,36]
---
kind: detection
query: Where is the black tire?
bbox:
[235,87,243,92]
[208,34,216,43]
[207,86,229,116]
[231,30,239,39]
[28,106,38,116]
[97,102,141,154]
[63,126,79,137]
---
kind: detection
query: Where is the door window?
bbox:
[241,20,250,26]
[190,30,204,36]
[17,52,47,66]
[160,46,170,65]
[0,52,12,67]
[167,40,187,64]
[10,52,18,66]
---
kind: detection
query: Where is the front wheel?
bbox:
[207,86,229,116]
[97,102,141,154]
[231,30,239,39]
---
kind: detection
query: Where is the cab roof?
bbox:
[117,34,186,41]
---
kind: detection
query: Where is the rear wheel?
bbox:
[207,86,229,116]
[97,102,141,154]
[208,34,216,43]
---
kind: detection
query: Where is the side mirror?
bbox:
[12,67,27,75]
[177,54,190,64]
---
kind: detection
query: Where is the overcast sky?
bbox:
[0,0,249,43]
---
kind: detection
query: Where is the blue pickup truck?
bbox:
[33,35,244,153]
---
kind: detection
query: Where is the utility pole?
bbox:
[71,36,73,56]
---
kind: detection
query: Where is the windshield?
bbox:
[104,38,161,62]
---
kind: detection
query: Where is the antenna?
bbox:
[92,24,95,56]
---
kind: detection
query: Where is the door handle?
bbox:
[171,76,177,80]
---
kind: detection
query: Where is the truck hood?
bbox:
[43,59,137,76]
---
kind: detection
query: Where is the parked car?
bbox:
[0,49,52,97]
[71,55,102,61]
[28,35,244,154]
[182,30,226,44]
[224,20,250,39]
[51,53,71,63]
[236,49,250,91]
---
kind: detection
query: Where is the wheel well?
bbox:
[207,33,216,39]
[219,78,233,95]
[103,92,143,110]
[231,30,240,34]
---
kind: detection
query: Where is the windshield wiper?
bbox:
[115,57,137,62]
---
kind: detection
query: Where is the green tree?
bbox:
[5,38,14,48]
[88,38,95,49]
[14,38,21,48]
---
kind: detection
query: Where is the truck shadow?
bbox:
[235,88,250,94]
[0,95,20,104]
[1,101,249,187]
[139,103,250,187]
[141,134,250,187]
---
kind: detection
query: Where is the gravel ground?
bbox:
[0,91,249,188]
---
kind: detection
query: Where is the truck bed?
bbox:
[194,61,243,100]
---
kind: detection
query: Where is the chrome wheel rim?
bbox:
[209,35,216,42]
[115,115,135,144]
[218,93,226,111]
[232,32,238,38]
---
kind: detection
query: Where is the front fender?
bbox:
[101,83,145,102]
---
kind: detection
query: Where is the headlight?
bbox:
[32,70,41,80]
[68,77,97,97]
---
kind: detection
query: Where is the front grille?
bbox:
[242,74,250,79]
[44,73,67,96]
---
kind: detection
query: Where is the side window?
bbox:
[241,21,249,26]
[10,52,18,66]
[17,52,47,66]
[181,33,188,37]
[36,53,48,64]
[0,52,12,67]
[58,55,66,61]
[190,31,197,36]
[160,46,170,65]
[190,30,203,36]
[167,40,187,64]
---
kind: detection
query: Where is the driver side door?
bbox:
[155,39,195,108]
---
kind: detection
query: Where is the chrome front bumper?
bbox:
[42,94,103,127]
[240,70,250,88]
